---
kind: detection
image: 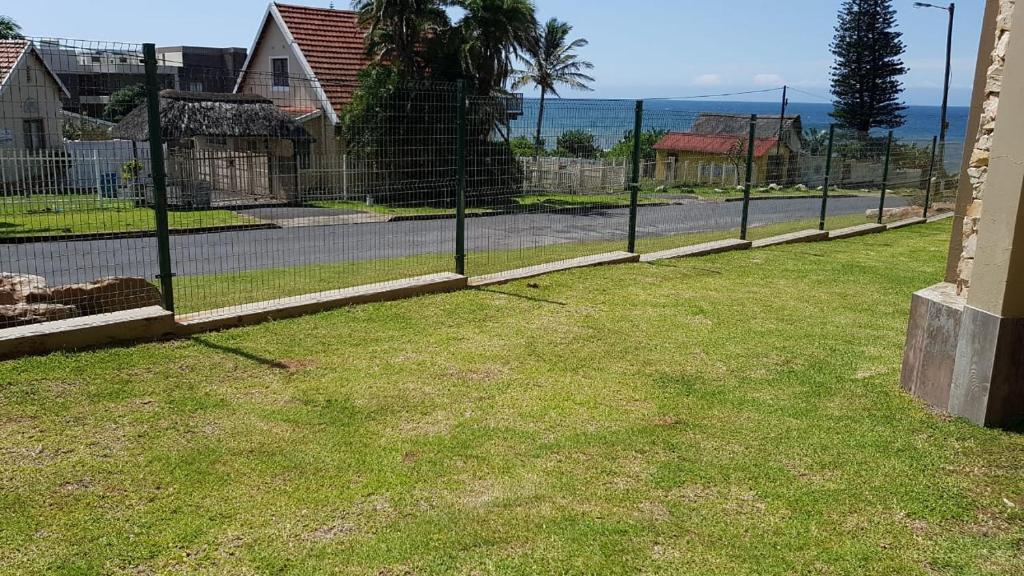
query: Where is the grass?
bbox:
[0,194,258,237]
[3,220,1023,574]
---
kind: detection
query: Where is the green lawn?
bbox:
[3,220,1022,574]
[0,195,257,237]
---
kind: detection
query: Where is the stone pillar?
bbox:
[902,0,1024,427]
[956,0,1016,293]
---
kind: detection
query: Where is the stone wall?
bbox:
[959,0,1016,294]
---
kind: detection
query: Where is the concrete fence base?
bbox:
[0,219,943,359]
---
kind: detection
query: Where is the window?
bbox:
[23,120,45,152]
[189,81,204,93]
[271,58,290,89]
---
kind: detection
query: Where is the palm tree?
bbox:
[454,0,538,95]
[351,0,448,75]
[511,18,594,156]
[0,15,22,40]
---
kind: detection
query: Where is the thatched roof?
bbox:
[113,90,313,141]
[692,113,802,140]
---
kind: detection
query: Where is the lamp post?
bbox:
[914,2,955,178]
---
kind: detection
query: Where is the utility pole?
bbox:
[776,85,788,183]
[915,2,956,182]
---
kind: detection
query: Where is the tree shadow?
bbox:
[473,287,566,306]
[190,336,290,370]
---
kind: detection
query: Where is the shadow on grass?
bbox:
[190,337,291,370]
[473,287,567,306]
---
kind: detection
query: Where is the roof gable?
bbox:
[235,3,369,124]
[0,40,71,98]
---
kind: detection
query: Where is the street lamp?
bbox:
[914,2,955,161]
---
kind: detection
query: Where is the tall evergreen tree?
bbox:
[829,0,907,136]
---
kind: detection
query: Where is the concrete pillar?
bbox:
[947,0,1024,426]
[902,0,1024,427]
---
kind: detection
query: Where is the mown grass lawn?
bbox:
[0,195,257,237]
[2,221,1023,575]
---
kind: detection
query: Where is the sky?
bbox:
[5,0,986,106]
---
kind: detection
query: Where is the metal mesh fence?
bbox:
[0,39,164,328]
[165,70,458,314]
[463,97,634,273]
[0,36,966,331]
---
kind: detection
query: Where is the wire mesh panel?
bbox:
[636,107,750,251]
[464,97,634,274]
[0,38,165,329]
[822,129,895,229]
[164,70,457,314]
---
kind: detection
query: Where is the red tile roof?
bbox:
[0,40,30,88]
[274,3,370,118]
[653,132,780,157]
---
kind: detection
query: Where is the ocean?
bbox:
[510,98,971,166]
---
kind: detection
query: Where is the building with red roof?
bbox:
[234,3,371,159]
[652,114,802,186]
[1,39,72,182]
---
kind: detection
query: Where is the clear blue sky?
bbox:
[6,0,984,105]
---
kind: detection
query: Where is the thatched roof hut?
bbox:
[113,90,313,142]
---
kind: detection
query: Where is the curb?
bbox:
[722,194,861,202]
[386,202,673,222]
[0,223,281,245]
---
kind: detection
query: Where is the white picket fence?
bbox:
[0,142,152,198]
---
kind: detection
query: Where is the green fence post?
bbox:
[143,43,174,312]
[739,114,757,240]
[818,124,836,231]
[454,80,467,276]
[627,99,643,253]
[877,130,894,225]
[923,135,938,219]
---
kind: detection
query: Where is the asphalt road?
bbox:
[2,196,901,285]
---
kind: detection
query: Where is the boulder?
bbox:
[866,206,924,221]
[0,303,78,327]
[27,277,162,315]
[0,273,47,305]
[794,184,808,191]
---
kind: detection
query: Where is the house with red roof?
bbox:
[0,39,71,182]
[653,114,802,186]
[234,3,370,161]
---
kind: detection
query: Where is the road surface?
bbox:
[1,196,901,285]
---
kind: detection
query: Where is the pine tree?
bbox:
[829,0,907,136]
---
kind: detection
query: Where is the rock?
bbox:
[794,184,808,191]
[27,277,162,315]
[767,183,781,191]
[735,185,745,191]
[713,188,724,193]
[0,303,78,327]
[0,273,47,305]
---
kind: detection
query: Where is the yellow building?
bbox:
[653,114,802,186]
